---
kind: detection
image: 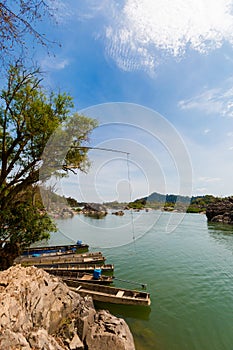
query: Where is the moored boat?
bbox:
[35,264,114,273]
[67,281,151,306]
[14,251,105,266]
[45,269,113,285]
[22,241,89,256]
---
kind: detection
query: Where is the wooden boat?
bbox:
[14,251,105,266]
[67,281,151,306]
[45,270,113,285]
[34,264,114,273]
[22,241,89,256]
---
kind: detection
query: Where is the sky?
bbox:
[35,0,233,202]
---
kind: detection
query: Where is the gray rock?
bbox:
[28,329,65,350]
[0,265,136,350]
[0,329,30,350]
[69,333,84,350]
[112,210,124,216]
[83,203,108,218]
[85,310,135,350]
[206,197,233,224]
[0,265,81,334]
[74,296,96,341]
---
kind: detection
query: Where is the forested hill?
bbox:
[145,192,190,204]
[130,192,216,212]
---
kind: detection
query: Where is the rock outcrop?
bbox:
[82,203,108,218]
[206,197,233,224]
[0,265,135,350]
[85,310,135,350]
[112,210,124,216]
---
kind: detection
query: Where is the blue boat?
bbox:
[22,240,89,256]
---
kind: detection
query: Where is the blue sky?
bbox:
[37,0,233,202]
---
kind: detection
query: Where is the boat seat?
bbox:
[81,275,92,280]
[116,290,124,297]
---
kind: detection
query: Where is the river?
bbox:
[49,210,233,350]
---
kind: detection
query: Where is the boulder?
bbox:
[83,203,107,218]
[0,265,81,334]
[206,197,233,224]
[112,210,124,216]
[85,310,135,350]
[0,265,135,350]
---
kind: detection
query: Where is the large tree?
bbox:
[0,63,98,268]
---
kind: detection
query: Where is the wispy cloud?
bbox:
[48,0,78,23]
[41,57,69,70]
[198,176,221,183]
[102,0,233,72]
[195,187,208,194]
[178,81,233,117]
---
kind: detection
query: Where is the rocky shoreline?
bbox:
[0,265,135,350]
[206,197,233,224]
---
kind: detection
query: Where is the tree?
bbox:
[0,0,56,65]
[0,63,98,268]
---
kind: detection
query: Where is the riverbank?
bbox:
[0,265,135,350]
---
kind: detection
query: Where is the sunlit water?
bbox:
[49,211,233,350]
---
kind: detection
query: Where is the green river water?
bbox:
[52,211,233,350]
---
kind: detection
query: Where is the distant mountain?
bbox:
[136,192,191,204]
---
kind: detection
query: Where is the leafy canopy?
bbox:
[0,63,98,264]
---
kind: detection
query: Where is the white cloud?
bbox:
[47,0,71,23]
[103,0,233,72]
[198,176,221,183]
[195,187,208,194]
[178,81,233,117]
[41,57,69,70]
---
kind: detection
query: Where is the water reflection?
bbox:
[94,301,151,321]
[208,222,233,254]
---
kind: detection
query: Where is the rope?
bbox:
[56,230,76,244]
[126,153,136,249]
[113,276,147,289]
[55,146,136,248]
[71,145,130,155]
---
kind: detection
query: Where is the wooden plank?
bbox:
[116,290,124,297]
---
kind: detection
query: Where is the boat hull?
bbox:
[14,252,105,266]
[22,243,89,256]
[45,271,113,285]
[67,281,151,306]
[32,263,114,273]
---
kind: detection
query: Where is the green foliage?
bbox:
[0,188,56,247]
[187,195,216,213]
[0,64,98,267]
[0,64,97,204]
[66,197,80,208]
[128,200,145,210]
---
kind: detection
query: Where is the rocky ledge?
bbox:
[0,265,135,350]
[206,197,233,224]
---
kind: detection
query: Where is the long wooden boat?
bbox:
[67,281,151,306]
[34,264,114,273]
[45,270,113,285]
[14,251,105,266]
[22,242,89,256]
